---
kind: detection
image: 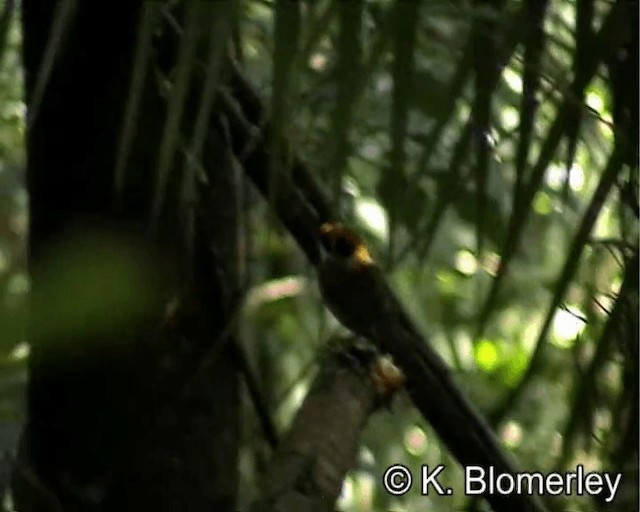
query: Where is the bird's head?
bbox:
[319,222,374,267]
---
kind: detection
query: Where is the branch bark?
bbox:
[251,338,387,512]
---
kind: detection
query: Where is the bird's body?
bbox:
[318,223,394,339]
[318,255,376,337]
[317,221,425,347]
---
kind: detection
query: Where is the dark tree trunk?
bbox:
[14,3,239,510]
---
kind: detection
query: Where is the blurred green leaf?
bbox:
[33,232,164,346]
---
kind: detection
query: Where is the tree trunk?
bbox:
[14,3,239,510]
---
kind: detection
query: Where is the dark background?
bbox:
[0,0,637,511]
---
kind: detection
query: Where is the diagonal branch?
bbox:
[225,61,548,512]
[153,14,547,511]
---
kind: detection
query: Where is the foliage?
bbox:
[0,0,637,511]
[0,0,26,478]
[233,1,637,510]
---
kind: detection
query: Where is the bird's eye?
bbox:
[333,236,355,258]
[320,232,334,252]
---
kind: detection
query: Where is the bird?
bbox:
[317,222,395,339]
[316,225,539,512]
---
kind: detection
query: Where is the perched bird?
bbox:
[317,225,538,512]
[318,222,395,339]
